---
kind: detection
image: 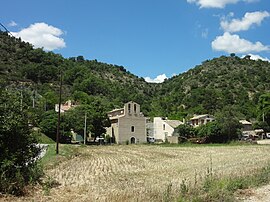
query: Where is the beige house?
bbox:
[189,114,215,127]
[239,120,253,131]
[239,120,265,139]
[153,117,183,142]
[106,101,146,144]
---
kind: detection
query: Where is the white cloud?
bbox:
[241,54,270,61]
[11,22,66,51]
[201,28,209,38]
[8,21,17,27]
[221,11,270,32]
[212,32,269,53]
[144,74,168,83]
[187,0,258,8]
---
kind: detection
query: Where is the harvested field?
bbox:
[4,144,270,202]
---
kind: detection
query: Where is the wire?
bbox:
[0,22,14,37]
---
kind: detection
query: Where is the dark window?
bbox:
[131,126,135,132]
[163,124,165,130]
[134,104,137,113]
[128,104,131,113]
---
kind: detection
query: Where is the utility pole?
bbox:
[84,112,87,145]
[56,71,62,154]
[20,90,23,111]
[32,90,35,108]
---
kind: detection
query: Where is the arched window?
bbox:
[131,126,135,132]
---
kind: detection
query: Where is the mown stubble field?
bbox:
[6,144,270,202]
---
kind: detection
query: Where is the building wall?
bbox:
[107,101,146,144]
[118,116,146,144]
[242,124,253,131]
[167,136,180,144]
[106,122,119,143]
[190,115,215,127]
[154,117,175,142]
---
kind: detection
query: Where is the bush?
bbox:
[0,90,43,195]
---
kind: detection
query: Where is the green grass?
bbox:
[31,131,55,144]
[158,140,253,148]
[175,163,270,202]
[39,144,80,169]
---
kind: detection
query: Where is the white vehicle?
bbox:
[95,137,105,143]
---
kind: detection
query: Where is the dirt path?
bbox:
[238,184,270,202]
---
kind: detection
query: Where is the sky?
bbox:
[1,0,270,83]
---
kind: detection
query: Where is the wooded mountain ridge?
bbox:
[1,31,270,121]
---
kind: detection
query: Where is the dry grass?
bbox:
[4,144,270,202]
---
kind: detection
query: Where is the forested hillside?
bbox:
[1,30,270,131]
[151,55,270,121]
[0,31,155,114]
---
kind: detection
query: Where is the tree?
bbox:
[0,90,43,195]
[39,110,58,140]
[63,101,110,140]
[176,124,196,139]
[215,108,242,142]
[230,53,236,57]
[76,55,85,62]
[197,122,222,143]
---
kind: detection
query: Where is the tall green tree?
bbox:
[63,101,110,139]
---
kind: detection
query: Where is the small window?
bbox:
[163,124,166,130]
[131,126,135,132]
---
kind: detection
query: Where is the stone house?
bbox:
[106,101,146,144]
[153,117,183,142]
[189,114,215,127]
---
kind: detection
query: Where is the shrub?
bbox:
[0,90,43,195]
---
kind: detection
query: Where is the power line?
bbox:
[0,22,14,37]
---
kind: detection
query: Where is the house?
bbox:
[55,100,78,113]
[239,120,253,131]
[189,114,215,127]
[106,101,146,144]
[239,120,265,140]
[146,118,155,142]
[153,117,183,142]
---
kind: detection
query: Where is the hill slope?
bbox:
[151,56,270,119]
[1,30,270,120]
[0,31,155,113]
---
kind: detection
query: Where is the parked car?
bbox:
[95,137,105,144]
[266,133,270,139]
[147,136,155,143]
